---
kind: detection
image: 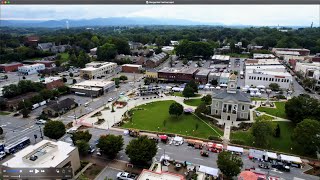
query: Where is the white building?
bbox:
[253,53,275,59]
[18,64,45,75]
[161,46,174,53]
[2,140,80,175]
[170,40,179,46]
[245,70,292,89]
[211,55,230,64]
[80,62,117,79]
[245,59,281,66]
[295,62,320,87]
[219,72,230,85]
[70,80,115,97]
[246,65,286,72]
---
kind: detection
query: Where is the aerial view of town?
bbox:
[0,4,319,180]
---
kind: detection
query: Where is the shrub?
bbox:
[230,139,246,145]
[208,136,221,141]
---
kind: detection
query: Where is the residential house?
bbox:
[42,98,78,117]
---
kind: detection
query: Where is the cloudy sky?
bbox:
[1,5,319,26]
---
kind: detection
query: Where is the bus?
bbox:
[4,137,31,154]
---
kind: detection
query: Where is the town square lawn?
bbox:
[173,92,201,98]
[231,121,304,156]
[183,98,202,107]
[122,100,222,139]
[256,101,287,119]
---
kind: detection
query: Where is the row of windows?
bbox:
[248,76,290,83]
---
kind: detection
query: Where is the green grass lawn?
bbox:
[251,97,266,101]
[122,100,222,139]
[173,92,201,98]
[256,102,287,119]
[184,98,202,106]
[231,121,304,155]
[58,53,70,63]
[0,111,10,115]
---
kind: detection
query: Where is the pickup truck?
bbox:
[116,172,137,180]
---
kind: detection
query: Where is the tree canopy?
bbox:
[71,130,92,144]
[217,151,243,178]
[43,121,66,140]
[125,136,157,165]
[285,95,320,123]
[169,102,183,117]
[251,116,274,147]
[182,86,195,98]
[292,119,320,155]
[96,43,117,61]
[97,134,124,159]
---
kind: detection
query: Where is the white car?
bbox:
[108,98,114,102]
[35,119,47,125]
[116,172,137,180]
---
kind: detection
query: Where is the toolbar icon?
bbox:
[35,169,39,174]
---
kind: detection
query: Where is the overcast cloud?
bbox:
[1,5,319,26]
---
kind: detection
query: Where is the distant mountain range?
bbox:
[0,17,226,28]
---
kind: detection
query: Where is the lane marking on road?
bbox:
[193,158,204,161]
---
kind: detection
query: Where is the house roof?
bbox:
[38,43,54,50]
[213,90,251,103]
[45,98,77,112]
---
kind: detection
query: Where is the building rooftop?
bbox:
[245,59,280,66]
[211,55,230,61]
[19,63,45,68]
[138,169,184,180]
[196,69,211,76]
[46,98,77,112]
[37,77,62,84]
[275,51,300,56]
[246,65,286,71]
[253,54,275,59]
[158,67,198,75]
[2,140,76,168]
[213,90,251,103]
[122,64,142,68]
[220,72,230,78]
[0,62,23,67]
[272,48,310,52]
[72,80,115,88]
[246,69,292,76]
[83,62,117,70]
[149,52,167,63]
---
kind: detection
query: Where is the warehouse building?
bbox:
[121,64,143,73]
[2,140,80,176]
[80,62,117,80]
[158,67,199,82]
[70,80,115,97]
[18,64,45,75]
[0,62,23,72]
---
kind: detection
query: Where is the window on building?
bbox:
[215,110,218,114]
[242,105,245,110]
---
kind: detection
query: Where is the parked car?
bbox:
[108,98,114,102]
[116,172,137,180]
[35,119,47,125]
[258,162,270,169]
[88,146,95,154]
[96,148,101,156]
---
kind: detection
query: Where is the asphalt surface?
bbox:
[77,128,319,180]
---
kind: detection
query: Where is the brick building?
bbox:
[121,64,142,73]
[40,77,64,90]
[0,62,23,72]
[158,67,199,82]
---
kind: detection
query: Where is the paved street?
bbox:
[74,128,319,180]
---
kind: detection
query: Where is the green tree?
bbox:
[62,77,67,83]
[169,102,183,117]
[269,83,280,91]
[251,116,273,147]
[217,151,243,178]
[97,135,124,159]
[69,72,74,77]
[91,36,100,45]
[71,130,92,143]
[285,95,320,123]
[195,103,209,115]
[292,119,320,155]
[119,75,128,81]
[273,123,281,138]
[73,79,77,84]
[75,140,90,155]
[43,121,66,140]
[107,37,130,55]
[97,43,117,61]
[186,80,198,93]
[183,86,195,98]
[201,94,212,105]
[21,108,30,118]
[125,136,157,165]
[182,59,188,65]
[40,89,53,100]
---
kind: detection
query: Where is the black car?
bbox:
[258,163,270,169]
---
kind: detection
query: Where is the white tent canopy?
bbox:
[220,84,228,87]
[257,85,266,89]
[227,145,244,153]
[198,165,219,177]
[280,154,302,164]
[172,87,184,92]
[266,152,277,160]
